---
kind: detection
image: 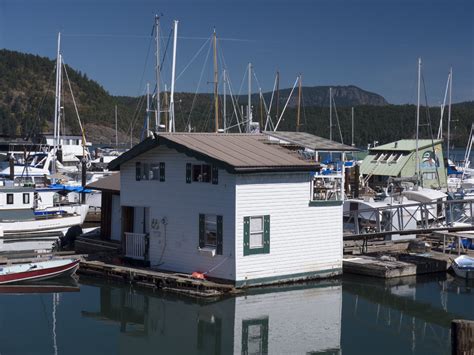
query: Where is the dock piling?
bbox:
[451,319,474,355]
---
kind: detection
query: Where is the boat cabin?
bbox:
[360,139,447,189]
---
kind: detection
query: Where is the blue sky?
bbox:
[0,0,472,104]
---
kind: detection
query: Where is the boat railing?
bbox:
[124,232,148,261]
[344,198,474,237]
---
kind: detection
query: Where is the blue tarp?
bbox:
[47,184,92,193]
[447,166,463,175]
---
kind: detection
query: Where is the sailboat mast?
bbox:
[146,83,150,136]
[223,69,227,132]
[155,15,161,130]
[52,33,61,178]
[248,62,252,132]
[213,29,219,132]
[447,67,452,162]
[329,87,333,141]
[169,20,178,132]
[115,105,118,146]
[164,84,169,132]
[415,57,421,180]
[351,107,355,147]
[296,74,302,132]
[275,71,280,122]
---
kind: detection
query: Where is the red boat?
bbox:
[0,258,80,284]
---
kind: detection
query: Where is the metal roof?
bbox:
[264,131,359,152]
[109,133,320,173]
[86,172,120,192]
[370,139,443,152]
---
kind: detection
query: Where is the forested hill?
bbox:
[0,49,472,147]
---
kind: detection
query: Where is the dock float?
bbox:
[79,260,239,298]
[343,252,451,279]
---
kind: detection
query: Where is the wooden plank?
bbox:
[451,319,474,355]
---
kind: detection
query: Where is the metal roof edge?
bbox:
[108,136,158,170]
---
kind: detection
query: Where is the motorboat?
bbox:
[452,255,474,280]
[0,258,80,284]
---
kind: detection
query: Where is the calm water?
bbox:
[0,274,472,355]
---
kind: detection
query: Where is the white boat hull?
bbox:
[452,255,474,279]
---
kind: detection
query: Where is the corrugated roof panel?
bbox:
[264,131,359,151]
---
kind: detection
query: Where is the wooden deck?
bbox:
[78,260,239,298]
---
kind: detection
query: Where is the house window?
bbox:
[244,215,270,256]
[242,318,269,355]
[135,162,141,181]
[311,175,343,202]
[187,163,218,184]
[7,193,13,205]
[423,172,436,180]
[23,193,30,204]
[199,214,223,254]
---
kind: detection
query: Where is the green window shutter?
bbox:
[135,162,141,181]
[199,214,205,248]
[159,162,165,182]
[186,163,192,183]
[263,215,270,254]
[243,217,250,256]
[212,165,219,184]
[216,215,223,255]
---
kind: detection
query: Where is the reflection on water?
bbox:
[0,274,472,354]
[80,278,342,355]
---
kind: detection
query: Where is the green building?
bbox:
[360,139,446,189]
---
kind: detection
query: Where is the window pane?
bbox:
[193,165,202,182]
[249,232,263,249]
[247,324,263,354]
[205,215,217,246]
[7,194,13,204]
[142,163,149,180]
[150,164,160,180]
[135,162,141,181]
[250,217,263,233]
[202,165,211,183]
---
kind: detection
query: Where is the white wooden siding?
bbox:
[120,145,236,280]
[235,173,343,282]
[232,284,342,354]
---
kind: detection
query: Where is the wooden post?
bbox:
[451,319,474,355]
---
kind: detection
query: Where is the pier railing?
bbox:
[343,198,474,239]
[124,232,148,260]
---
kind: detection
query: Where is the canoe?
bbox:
[452,255,474,280]
[0,258,80,284]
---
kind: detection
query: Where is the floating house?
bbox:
[360,139,447,189]
[108,132,356,286]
